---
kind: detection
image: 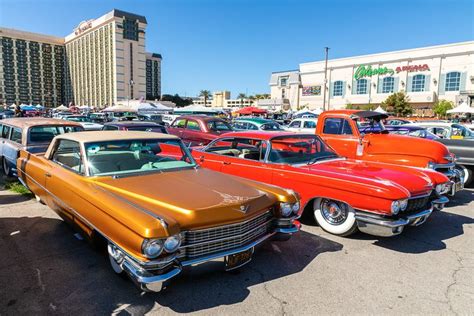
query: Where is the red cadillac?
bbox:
[191,131,449,237]
[167,115,233,146]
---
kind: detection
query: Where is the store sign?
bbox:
[302,85,321,96]
[354,63,430,79]
[74,20,93,35]
[395,64,430,73]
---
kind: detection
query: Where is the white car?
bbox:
[287,118,318,133]
[408,122,473,139]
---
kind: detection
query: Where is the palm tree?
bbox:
[237,93,247,108]
[248,95,256,105]
[262,93,270,99]
[199,90,211,106]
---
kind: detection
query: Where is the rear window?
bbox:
[28,125,83,144]
[127,126,167,134]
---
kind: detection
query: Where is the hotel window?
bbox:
[382,77,394,93]
[279,76,288,87]
[411,74,425,92]
[356,79,368,95]
[445,72,461,91]
[281,88,286,99]
[333,81,343,96]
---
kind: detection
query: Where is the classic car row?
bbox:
[0,115,461,292]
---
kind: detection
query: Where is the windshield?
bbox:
[269,135,339,164]
[127,126,167,133]
[261,122,285,131]
[28,125,84,144]
[85,139,195,176]
[356,119,386,133]
[207,120,232,132]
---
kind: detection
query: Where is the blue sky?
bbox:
[0,0,473,98]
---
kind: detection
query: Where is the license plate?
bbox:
[452,181,463,195]
[224,248,254,271]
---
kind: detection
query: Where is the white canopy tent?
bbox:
[54,105,69,111]
[174,104,221,114]
[102,105,137,113]
[447,101,474,114]
[374,106,388,114]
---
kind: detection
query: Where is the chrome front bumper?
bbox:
[355,197,449,237]
[432,164,464,196]
[115,219,300,292]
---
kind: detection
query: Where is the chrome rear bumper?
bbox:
[116,219,300,292]
[355,197,448,237]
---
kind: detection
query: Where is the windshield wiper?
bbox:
[307,154,339,165]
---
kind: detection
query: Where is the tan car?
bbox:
[0,118,83,176]
[17,131,300,292]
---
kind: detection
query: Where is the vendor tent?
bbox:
[235,106,267,115]
[447,101,474,114]
[374,106,387,114]
[174,105,220,114]
[151,102,173,112]
[102,105,137,113]
[54,105,69,111]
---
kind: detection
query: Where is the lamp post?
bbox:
[128,79,135,107]
[322,47,330,111]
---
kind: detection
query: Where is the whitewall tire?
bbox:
[456,165,473,186]
[313,198,358,236]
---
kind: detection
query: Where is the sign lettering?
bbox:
[354,63,430,79]
[302,86,321,96]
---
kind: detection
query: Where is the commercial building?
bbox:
[0,28,66,107]
[270,41,474,115]
[193,90,256,108]
[0,9,162,108]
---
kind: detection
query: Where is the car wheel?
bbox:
[456,165,473,186]
[2,157,12,177]
[313,198,358,236]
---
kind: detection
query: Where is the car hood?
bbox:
[304,158,434,198]
[91,168,277,230]
[364,133,452,164]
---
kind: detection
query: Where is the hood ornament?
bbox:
[239,205,250,213]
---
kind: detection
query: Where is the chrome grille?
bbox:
[406,195,430,213]
[180,211,274,258]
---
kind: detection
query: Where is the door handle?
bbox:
[222,161,231,165]
[45,172,51,177]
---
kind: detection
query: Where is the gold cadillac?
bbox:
[17,131,300,292]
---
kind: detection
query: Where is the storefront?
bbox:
[269,41,474,115]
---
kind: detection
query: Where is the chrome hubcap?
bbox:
[321,199,348,225]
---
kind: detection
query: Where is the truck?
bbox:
[314,110,464,195]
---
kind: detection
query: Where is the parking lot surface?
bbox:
[1,176,473,315]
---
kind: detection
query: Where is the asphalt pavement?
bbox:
[1,176,473,315]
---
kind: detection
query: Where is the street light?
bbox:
[322,47,330,112]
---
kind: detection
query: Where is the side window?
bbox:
[303,121,316,128]
[173,119,186,128]
[103,125,118,131]
[51,140,84,174]
[232,122,247,130]
[2,125,11,139]
[10,128,22,143]
[186,120,201,131]
[248,123,259,130]
[289,121,301,128]
[322,118,352,135]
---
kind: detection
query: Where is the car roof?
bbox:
[0,118,82,129]
[176,115,225,122]
[410,122,454,127]
[235,118,275,124]
[103,121,162,126]
[220,131,314,140]
[55,131,177,143]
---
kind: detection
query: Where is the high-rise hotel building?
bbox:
[0,9,162,107]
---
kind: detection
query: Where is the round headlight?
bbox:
[399,199,408,211]
[291,202,300,214]
[435,183,449,195]
[280,202,293,217]
[391,201,400,215]
[142,239,163,258]
[427,161,435,169]
[163,235,181,253]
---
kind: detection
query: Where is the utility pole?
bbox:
[322,47,330,111]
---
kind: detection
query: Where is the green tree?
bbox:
[381,92,412,116]
[199,90,211,106]
[237,93,247,107]
[161,94,193,107]
[433,99,454,118]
